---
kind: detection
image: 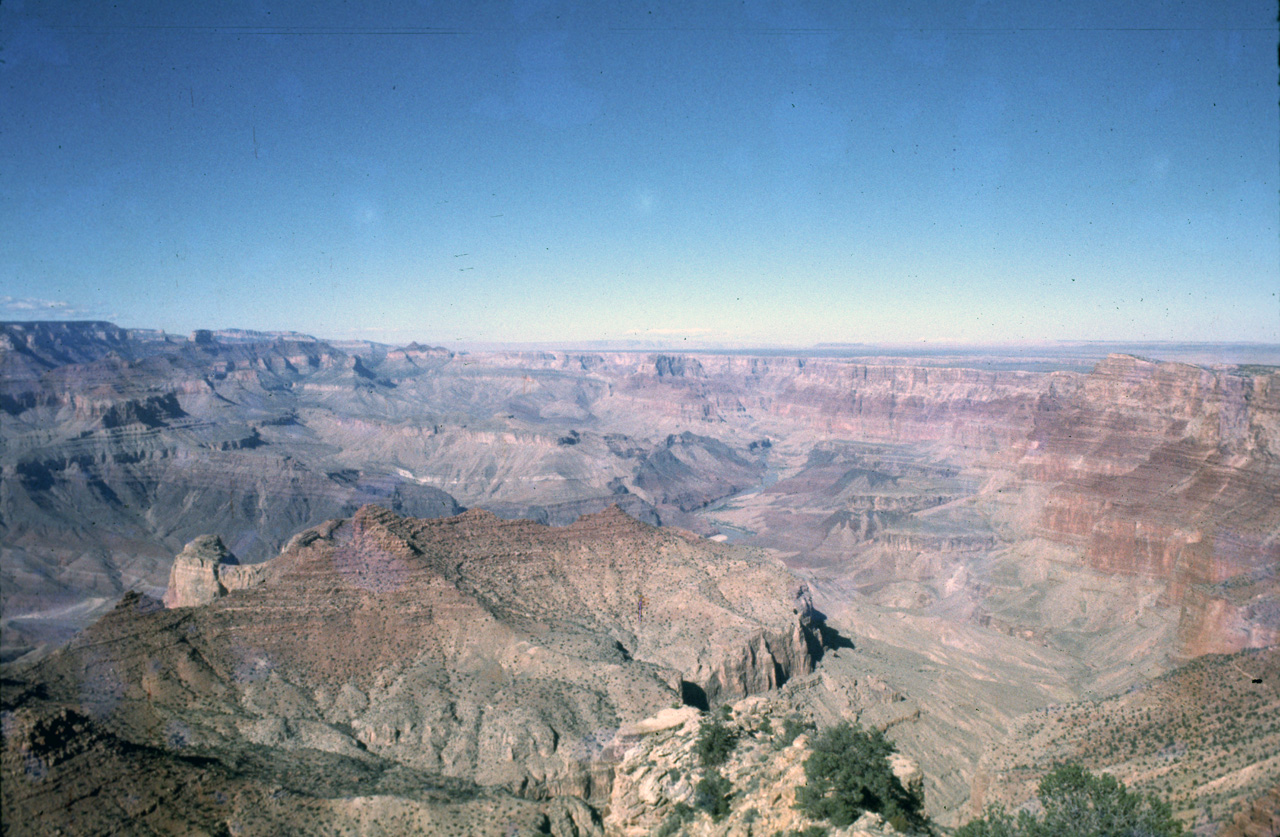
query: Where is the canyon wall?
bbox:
[10,507,821,817]
[1026,355,1279,656]
[2,322,1276,664]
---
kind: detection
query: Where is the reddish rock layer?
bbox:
[1028,356,1279,656]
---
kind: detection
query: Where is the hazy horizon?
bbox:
[7,316,1279,369]
[3,1,1277,345]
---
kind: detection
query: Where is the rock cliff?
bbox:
[5,322,1275,666]
[606,697,916,837]
[3,505,825,834]
[1027,356,1280,656]
[3,322,1276,830]
[161,534,270,607]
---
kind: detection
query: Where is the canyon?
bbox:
[2,321,1277,833]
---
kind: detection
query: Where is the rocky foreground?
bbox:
[2,506,868,835]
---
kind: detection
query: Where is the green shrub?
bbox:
[654,802,695,837]
[953,805,1018,837]
[695,767,734,822]
[794,722,925,831]
[955,763,1183,837]
[696,717,740,767]
[773,715,813,750]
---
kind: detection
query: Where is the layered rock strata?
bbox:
[161,534,270,607]
[1027,356,1280,656]
[3,321,1277,667]
[2,505,822,834]
[606,696,917,837]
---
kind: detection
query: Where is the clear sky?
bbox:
[2,0,1277,347]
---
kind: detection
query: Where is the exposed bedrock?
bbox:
[1026,357,1280,655]
[1220,783,1280,837]
[598,353,1048,453]
[141,506,822,802]
[162,534,270,608]
[631,431,765,512]
[1176,585,1280,658]
[692,621,817,705]
[4,321,1277,666]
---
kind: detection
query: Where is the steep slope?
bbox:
[2,505,821,834]
[605,699,918,837]
[5,323,1276,674]
[974,646,1280,834]
[1027,355,1280,657]
[696,354,1279,665]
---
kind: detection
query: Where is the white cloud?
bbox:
[0,296,92,318]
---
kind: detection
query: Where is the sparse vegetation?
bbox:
[773,715,813,750]
[956,763,1183,837]
[695,716,740,767]
[794,721,926,831]
[775,827,829,837]
[984,648,1277,829]
[695,767,734,821]
[654,802,695,837]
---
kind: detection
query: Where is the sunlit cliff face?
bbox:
[3,323,1277,667]
[2,321,1277,833]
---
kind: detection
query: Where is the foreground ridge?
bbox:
[3,506,837,835]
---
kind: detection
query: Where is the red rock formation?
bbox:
[5,321,1275,666]
[1030,356,1280,656]
[10,505,821,816]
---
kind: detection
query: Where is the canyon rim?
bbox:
[2,321,1277,835]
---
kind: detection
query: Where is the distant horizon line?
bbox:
[5,318,1280,348]
[4,318,1279,367]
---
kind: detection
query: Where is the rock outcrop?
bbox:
[2,505,825,834]
[161,534,269,607]
[1027,356,1280,656]
[976,646,1280,832]
[3,322,1277,830]
[1220,783,1280,837]
[606,695,916,836]
[5,322,1275,667]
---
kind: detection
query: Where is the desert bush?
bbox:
[695,717,739,767]
[953,805,1019,837]
[955,762,1183,837]
[773,715,813,750]
[695,767,734,821]
[794,721,925,831]
[654,802,694,837]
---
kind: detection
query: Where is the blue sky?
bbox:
[2,0,1276,346]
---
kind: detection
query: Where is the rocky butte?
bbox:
[4,505,837,835]
[1,320,1278,832]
